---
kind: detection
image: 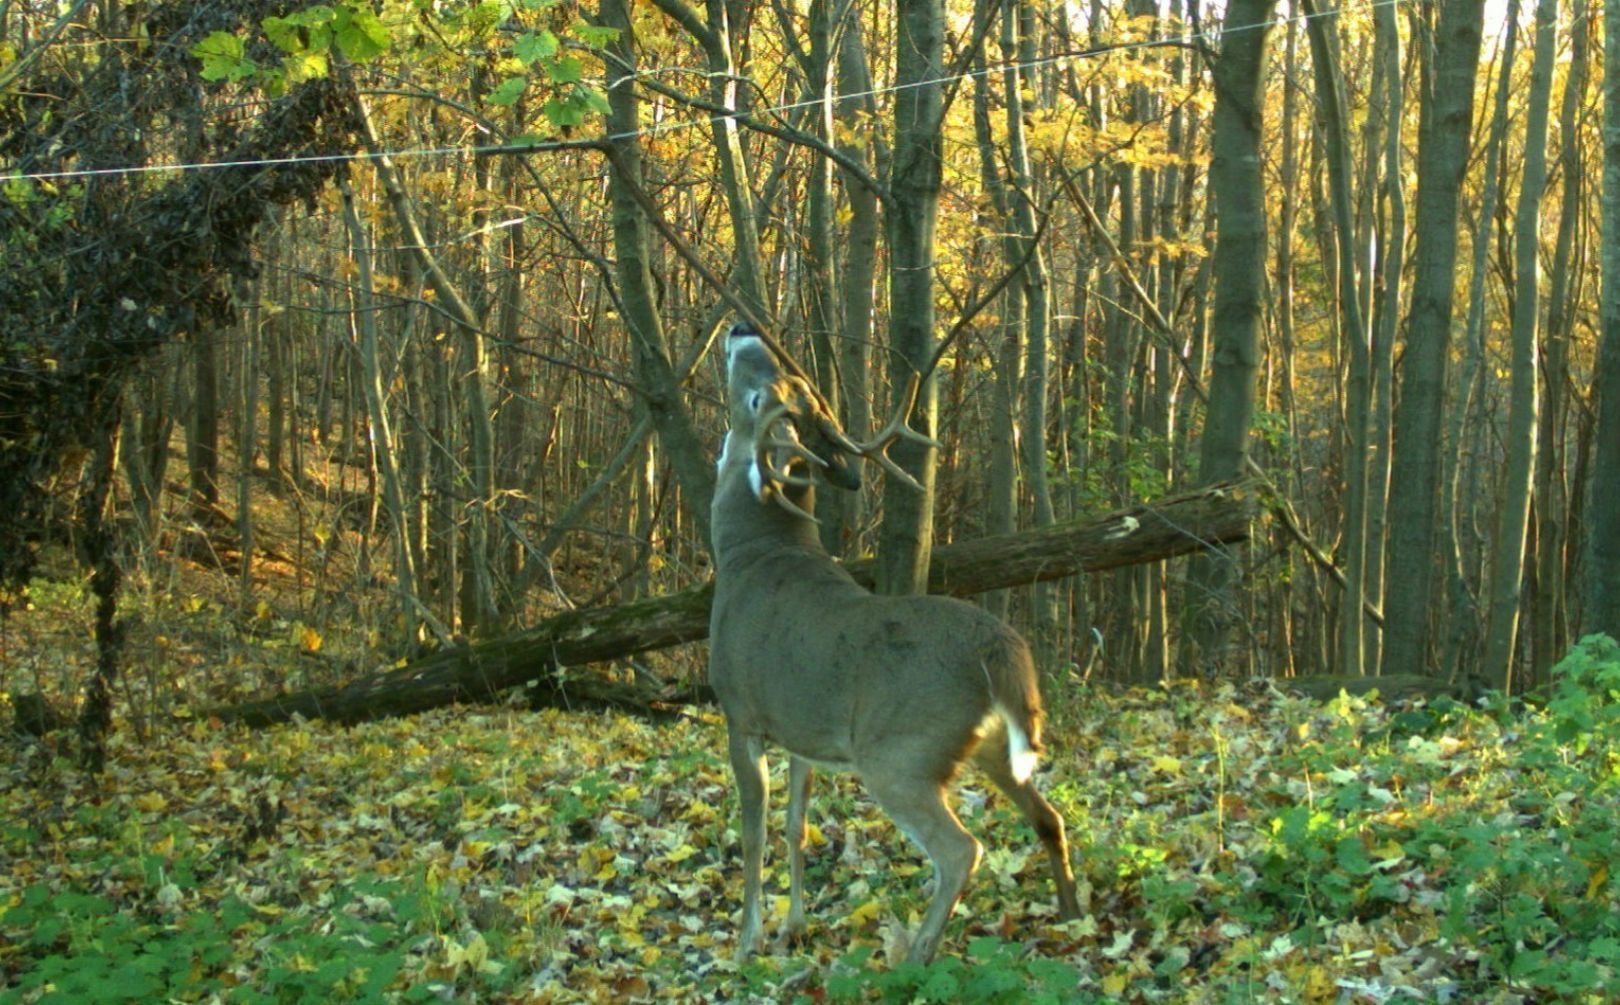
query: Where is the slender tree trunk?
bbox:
[602,0,717,550]
[236,277,258,600]
[801,0,848,554]
[835,15,880,556]
[188,326,220,516]
[1275,8,1303,678]
[1482,0,1556,692]
[1532,0,1589,677]
[1364,0,1405,675]
[1302,0,1372,677]
[1440,1,1517,679]
[1380,0,1485,676]
[877,0,945,596]
[1003,0,1059,660]
[1183,0,1276,673]
[339,172,431,644]
[1587,0,1620,638]
[972,0,1020,622]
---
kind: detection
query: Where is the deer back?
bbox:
[708,327,1041,770]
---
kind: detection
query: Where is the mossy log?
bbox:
[211,479,1258,727]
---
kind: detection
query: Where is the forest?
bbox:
[3,0,1620,1000]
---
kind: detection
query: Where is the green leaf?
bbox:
[513,30,559,66]
[545,55,583,84]
[487,77,527,107]
[190,32,256,83]
[282,49,329,84]
[334,5,391,61]
[262,17,305,54]
[574,21,620,48]
[543,97,586,129]
[579,85,611,116]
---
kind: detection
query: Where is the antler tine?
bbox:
[819,373,942,493]
[752,402,826,523]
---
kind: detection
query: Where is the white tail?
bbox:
[708,323,1080,966]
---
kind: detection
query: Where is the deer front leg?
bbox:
[781,757,814,946]
[728,731,769,961]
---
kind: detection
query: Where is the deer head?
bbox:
[708,322,1080,966]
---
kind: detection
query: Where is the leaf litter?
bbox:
[3,669,1619,1003]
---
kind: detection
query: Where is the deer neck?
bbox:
[711,433,825,569]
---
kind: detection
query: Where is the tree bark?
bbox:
[1532,0,1589,677]
[601,0,717,549]
[877,0,945,597]
[1588,0,1620,638]
[1380,0,1485,676]
[212,479,1259,727]
[1481,0,1556,692]
[1302,0,1372,677]
[1440,0,1517,679]
[1182,0,1276,673]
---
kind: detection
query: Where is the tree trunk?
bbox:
[1588,0,1620,638]
[1302,0,1372,677]
[601,0,717,549]
[1183,0,1276,673]
[1481,0,1556,692]
[835,17,881,558]
[212,479,1259,727]
[1364,0,1406,676]
[1440,0,1517,679]
[1532,0,1589,678]
[339,173,432,644]
[877,0,945,597]
[1380,0,1485,676]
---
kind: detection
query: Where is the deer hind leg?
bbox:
[973,738,1082,920]
[863,772,982,966]
[781,757,814,946]
[728,731,769,961]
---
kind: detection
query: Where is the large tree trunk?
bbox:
[1181,0,1276,674]
[877,0,945,597]
[212,479,1259,727]
[1440,0,1517,679]
[1380,0,1486,676]
[1590,0,1620,638]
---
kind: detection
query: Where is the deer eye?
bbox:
[748,391,762,411]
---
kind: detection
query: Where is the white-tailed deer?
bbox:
[709,323,1081,966]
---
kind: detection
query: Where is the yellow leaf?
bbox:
[1102,972,1130,995]
[1588,864,1609,899]
[134,792,167,812]
[1152,755,1182,775]
[295,624,322,653]
[848,901,883,928]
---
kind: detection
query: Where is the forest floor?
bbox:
[4,636,1620,1002]
[2,460,1619,1001]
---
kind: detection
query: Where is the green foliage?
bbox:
[192,3,391,96]
[824,940,1085,1004]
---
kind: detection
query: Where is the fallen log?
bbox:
[211,478,1258,727]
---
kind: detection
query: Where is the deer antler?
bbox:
[752,401,828,523]
[815,373,942,493]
